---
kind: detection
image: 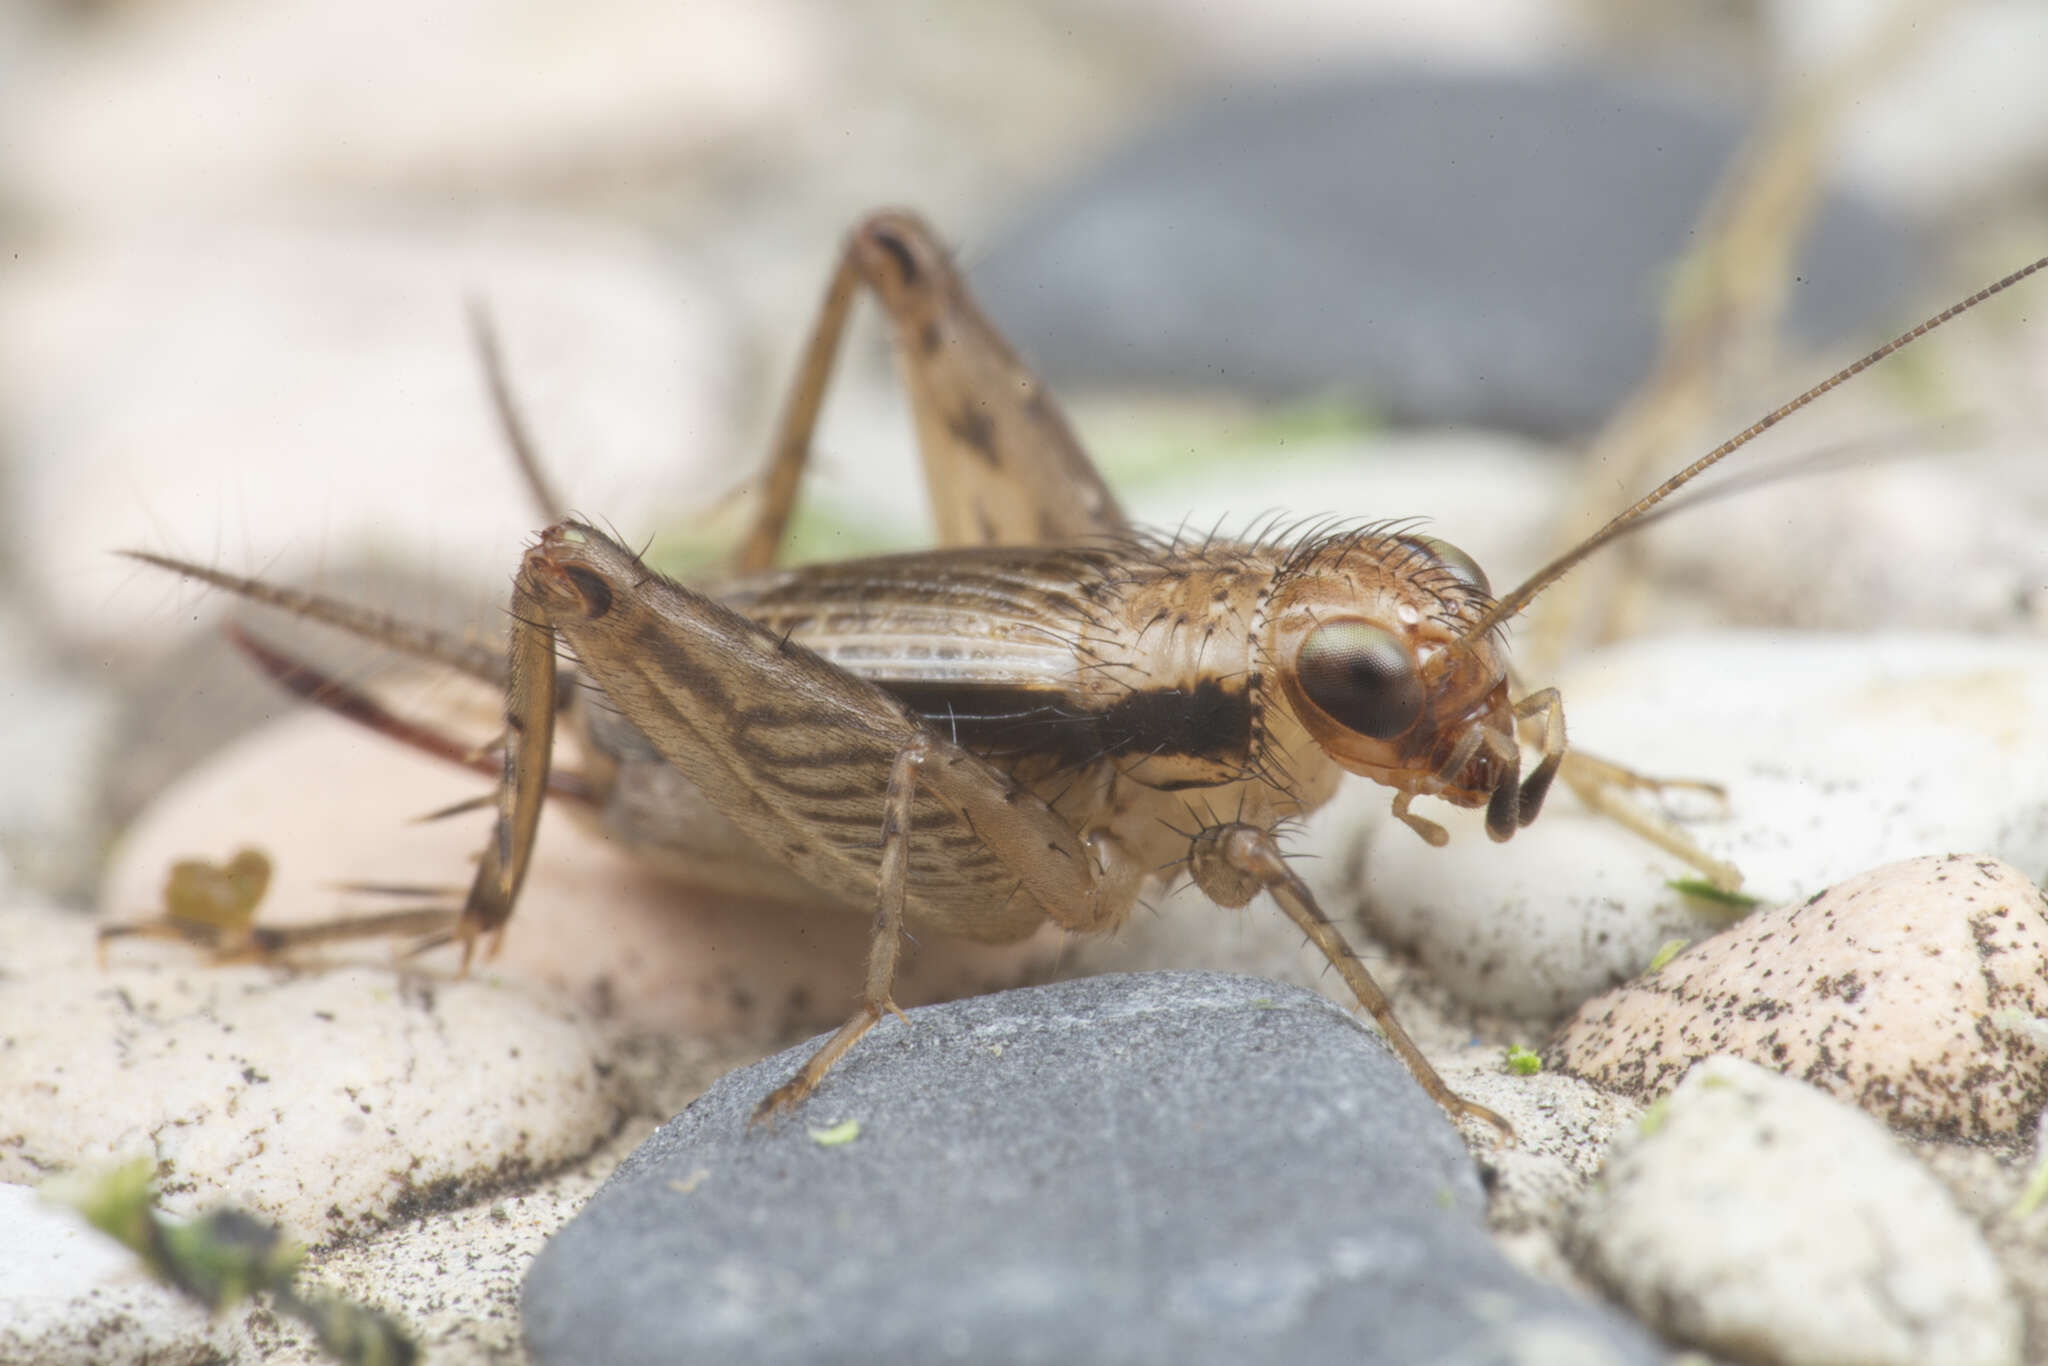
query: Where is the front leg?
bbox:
[1188,821,1513,1141]
[453,542,560,964]
[1508,669,1740,890]
[1558,748,1742,892]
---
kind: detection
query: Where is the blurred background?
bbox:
[1,0,2045,906]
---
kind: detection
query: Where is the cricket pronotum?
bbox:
[121,211,2047,1140]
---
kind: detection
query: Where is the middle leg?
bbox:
[1187,820,1513,1141]
[748,736,927,1123]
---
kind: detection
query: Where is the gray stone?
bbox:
[523,972,1665,1366]
[972,69,1919,437]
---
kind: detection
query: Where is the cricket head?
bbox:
[1263,530,1545,844]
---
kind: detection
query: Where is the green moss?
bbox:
[2014,1150,2048,1218]
[44,1161,416,1365]
[1646,938,1690,973]
[1666,878,1761,911]
[1637,1097,1671,1138]
[808,1118,862,1147]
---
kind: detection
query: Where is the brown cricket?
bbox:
[123,211,2046,1140]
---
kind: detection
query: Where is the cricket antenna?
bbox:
[1461,254,2048,642]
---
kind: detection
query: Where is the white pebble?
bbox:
[0,899,621,1246]
[1572,1057,2020,1366]
[1551,854,2048,1141]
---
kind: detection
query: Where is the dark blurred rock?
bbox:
[972,68,1921,438]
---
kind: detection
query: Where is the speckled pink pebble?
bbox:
[1548,854,2048,1141]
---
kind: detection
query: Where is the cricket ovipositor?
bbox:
[122,211,2048,1140]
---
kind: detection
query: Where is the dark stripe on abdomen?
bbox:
[882,677,1251,771]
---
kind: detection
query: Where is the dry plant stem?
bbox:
[1527,0,1954,669]
[1465,255,2048,637]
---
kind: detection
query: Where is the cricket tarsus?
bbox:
[100,903,458,965]
[97,839,465,967]
[1558,751,1743,891]
[237,906,462,957]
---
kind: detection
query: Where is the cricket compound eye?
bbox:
[1295,622,1424,740]
[1413,536,1490,597]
